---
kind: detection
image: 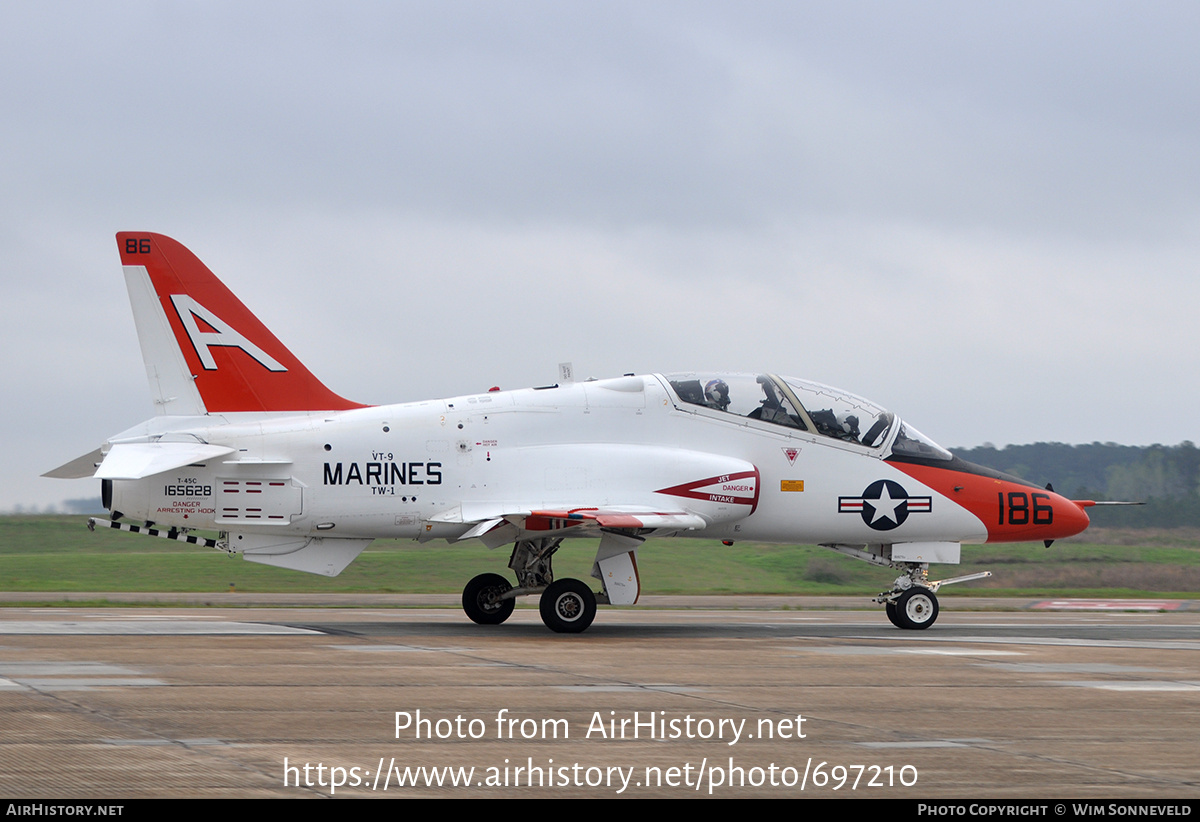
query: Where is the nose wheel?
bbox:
[891,587,938,630]
[876,567,991,629]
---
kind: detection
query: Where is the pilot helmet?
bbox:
[704,379,731,410]
[836,412,861,436]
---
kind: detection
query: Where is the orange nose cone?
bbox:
[982,484,1093,543]
[888,460,1094,544]
[1055,497,1092,540]
[977,485,1093,543]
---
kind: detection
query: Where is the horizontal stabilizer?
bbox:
[43,448,106,479]
[95,442,236,480]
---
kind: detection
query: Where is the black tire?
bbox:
[462,573,515,625]
[894,587,938,630]
[885,600,904,628]
[539,578,597,634]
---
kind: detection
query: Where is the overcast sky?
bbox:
[4,1,1199,511]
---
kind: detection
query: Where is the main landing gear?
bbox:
[460,537,601,633]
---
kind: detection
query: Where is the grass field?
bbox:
[2,516,1199,599]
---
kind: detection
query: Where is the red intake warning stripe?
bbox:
[656,469,760,515]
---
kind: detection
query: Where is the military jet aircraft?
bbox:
[46,233,1095,632]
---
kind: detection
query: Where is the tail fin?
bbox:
[118,232,366,414]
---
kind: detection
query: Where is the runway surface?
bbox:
[1,599,1198,798]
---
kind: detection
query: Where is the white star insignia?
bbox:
[868,484,905,525]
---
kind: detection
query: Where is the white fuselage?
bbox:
[109,374,987,548]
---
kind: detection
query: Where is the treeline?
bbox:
[951,441,1200,528]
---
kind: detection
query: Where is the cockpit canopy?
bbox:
[664,373,951,461]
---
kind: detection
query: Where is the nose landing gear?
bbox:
[878,566,992,630]
[885,587,939,629]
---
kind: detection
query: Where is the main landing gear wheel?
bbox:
[893,587,938,630]
[539,578,597,634]
[462,573,515,625]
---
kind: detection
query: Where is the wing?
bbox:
[522,508,707,531]
[432,505,708,548]
[424,450,760,546]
